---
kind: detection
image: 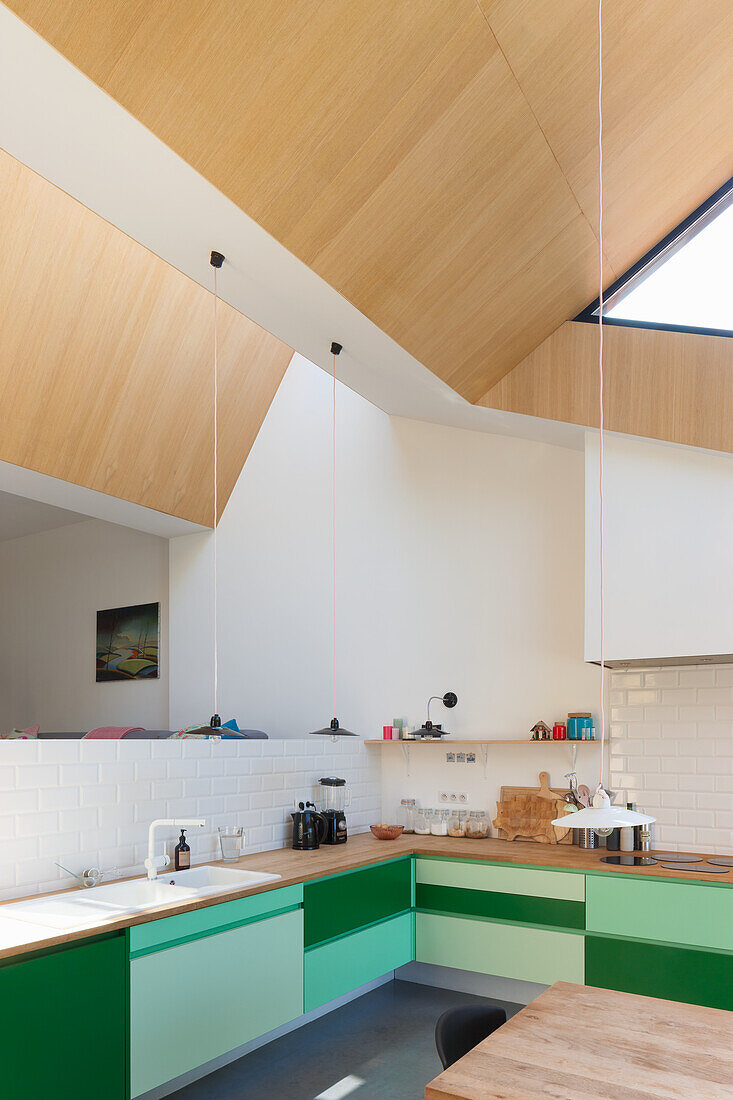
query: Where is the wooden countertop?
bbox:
[0,833,729,962]
[424,982,733,1099]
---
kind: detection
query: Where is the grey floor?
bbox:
[169,980,521,1100]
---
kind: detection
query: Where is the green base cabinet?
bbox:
[416,913,585,986]
[305,912,414,1012]
[130,903,303,1097]
[304,859,412,948]
[0,933,127,1100]
[585,934,733,1011]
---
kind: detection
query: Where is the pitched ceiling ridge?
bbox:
[474,0,617,291]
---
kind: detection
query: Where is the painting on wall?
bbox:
[96,602,159,682]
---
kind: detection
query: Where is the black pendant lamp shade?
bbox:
[308,717,357,738]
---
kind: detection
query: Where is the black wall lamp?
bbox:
[413,692,458,739]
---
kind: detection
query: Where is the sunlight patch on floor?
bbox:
[315,1074,366,1099]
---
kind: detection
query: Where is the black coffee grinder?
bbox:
[317,777,351,844]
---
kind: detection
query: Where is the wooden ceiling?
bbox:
[481,322,733,455]
[0,150,292,526]
[5,0,732,404]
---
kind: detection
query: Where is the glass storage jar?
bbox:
[400,798,416,833]
[414,807,431,835]
[465,810,490,839]
[431,809,449,836]
[447,809,466,837]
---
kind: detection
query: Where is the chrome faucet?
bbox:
[145,818,205,881]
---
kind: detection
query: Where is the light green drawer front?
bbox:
[305,912,414,1012]
[416,857,584,902]
[130,908,303,1096]
[129,883,303,955]
[586,875,733,952]
[416,912,584,986]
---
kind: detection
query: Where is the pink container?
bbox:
[382,725,393,740]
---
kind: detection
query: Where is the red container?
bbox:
[382,725,393,740]
[553,722,567,741]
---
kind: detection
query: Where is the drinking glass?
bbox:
[218,826,244,862]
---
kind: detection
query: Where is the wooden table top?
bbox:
[0,832,729,962]
[425,982,733,1100]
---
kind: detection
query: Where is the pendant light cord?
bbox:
[597,0,606,797]
[213,266,219,718]
[332,349,337,721]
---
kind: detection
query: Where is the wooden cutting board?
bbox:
[494,771,573,845]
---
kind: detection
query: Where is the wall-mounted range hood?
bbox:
[592,653,733,670]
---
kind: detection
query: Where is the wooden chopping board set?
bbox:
[493,771,572,845]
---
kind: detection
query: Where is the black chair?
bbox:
[434,1004,507,1070]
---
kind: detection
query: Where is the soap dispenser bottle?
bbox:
[175,829,190,870]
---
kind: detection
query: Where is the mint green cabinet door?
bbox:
[586,875,733,952]
[130,909,303,1097]
[416,913,584,986]
[0,934,127,1100]
[305,912,414,1012]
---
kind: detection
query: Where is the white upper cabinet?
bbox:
[585,433,733,665]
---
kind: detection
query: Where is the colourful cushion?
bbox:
[2,725,39,739]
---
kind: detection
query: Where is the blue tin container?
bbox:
[567,713,592,741]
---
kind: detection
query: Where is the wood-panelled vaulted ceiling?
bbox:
[5,0,733,404]
[0,150,292,526]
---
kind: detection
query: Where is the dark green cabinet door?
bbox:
[304,858,412,947]
[585,934,733,1011]
[0,933,127,1100]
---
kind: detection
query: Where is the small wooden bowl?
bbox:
[370,824,404,841]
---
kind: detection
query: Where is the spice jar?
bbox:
[465,810,490,839]
[414,808,431,835]
[431,809,449,836]
[447,810,466,837]
[400,798,416,833]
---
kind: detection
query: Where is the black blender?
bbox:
[317,777,351,844]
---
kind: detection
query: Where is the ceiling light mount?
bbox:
[210,250,225,269]
[330,341,343,356]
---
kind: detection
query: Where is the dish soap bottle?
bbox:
[175,829,190,870]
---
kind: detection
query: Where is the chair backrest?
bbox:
[434,1004,507,1070]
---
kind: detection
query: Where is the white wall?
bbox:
[0,519,169,732]
[171,354,601,819]
[586,433,733,662]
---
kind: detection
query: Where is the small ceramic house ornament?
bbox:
[530,720,552,741]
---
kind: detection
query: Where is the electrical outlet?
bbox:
[439,790,450,803]
[456,752,466,763]
[458,792,468,803]
[448,792,459,802]
[466,752,476,764]
[445,752,455,763]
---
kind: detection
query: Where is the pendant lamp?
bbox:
[308,342,357,742]
[552,3,653,838]
[188,250,226,739]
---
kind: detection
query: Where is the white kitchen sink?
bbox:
[157,866,281,891]
[0,866,281,935]
[2,879,199,930]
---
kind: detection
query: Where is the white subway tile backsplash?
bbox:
[678,668,716,687]
[0,739,380,899]
[610,664,733,852]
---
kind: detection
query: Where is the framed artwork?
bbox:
[96,602,159,682]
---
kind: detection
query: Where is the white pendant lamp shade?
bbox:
[551,789,655,831]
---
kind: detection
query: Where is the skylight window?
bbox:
[577,177,733,337]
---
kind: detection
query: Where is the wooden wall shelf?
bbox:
[363,739,604,746]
